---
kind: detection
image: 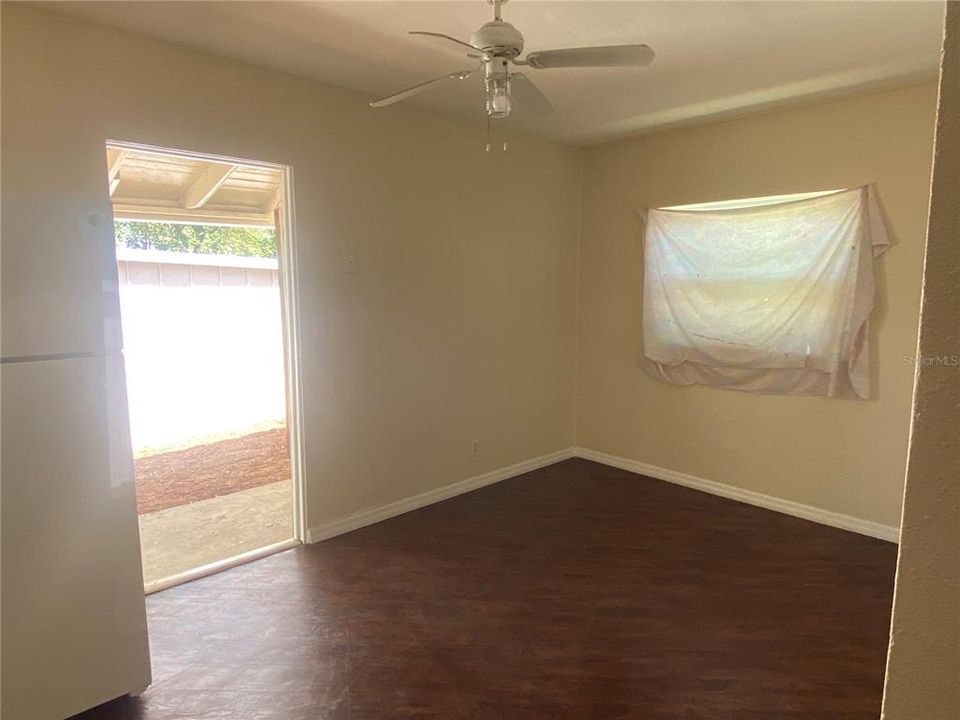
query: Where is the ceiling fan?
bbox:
[370,0,655,120]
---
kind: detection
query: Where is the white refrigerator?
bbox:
[1,193,152,719]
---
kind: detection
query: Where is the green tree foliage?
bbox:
[114,221,277,258]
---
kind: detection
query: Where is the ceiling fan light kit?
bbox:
[369,0,655,150]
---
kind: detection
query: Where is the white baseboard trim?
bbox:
[304,445,899,545]
[305,448,576,544]
[573,447,900,543]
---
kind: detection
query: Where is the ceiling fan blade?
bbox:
[511,74,553,117]
[409,31,491,59]
[370,70,474,108]
[524,44,654,70]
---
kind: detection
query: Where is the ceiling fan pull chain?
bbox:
[485,113,492,152]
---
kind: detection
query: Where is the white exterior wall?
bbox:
[117,252,286,451]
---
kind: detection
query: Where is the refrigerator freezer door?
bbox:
[1,354,151,720]
[1,193,123,360]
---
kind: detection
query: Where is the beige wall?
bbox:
[577,83,939,529]
[0,5,582,530]
[883,3,960,717]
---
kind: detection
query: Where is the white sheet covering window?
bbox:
[642,185,890,399]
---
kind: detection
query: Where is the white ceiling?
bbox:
[47,1,946,145]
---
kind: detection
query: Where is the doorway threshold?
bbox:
[144,538,300,595]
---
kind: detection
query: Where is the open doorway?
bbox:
[106,143,303,591]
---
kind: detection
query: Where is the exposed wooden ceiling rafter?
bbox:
[181,162,238,209]
[262,186,282,214]
[106,148,129,197]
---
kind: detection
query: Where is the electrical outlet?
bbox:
[470,440,480,457]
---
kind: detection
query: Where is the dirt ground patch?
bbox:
[135,427,290,515]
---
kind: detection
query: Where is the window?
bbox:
[641,185,890,399]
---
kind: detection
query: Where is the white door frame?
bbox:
[275,162,308,543]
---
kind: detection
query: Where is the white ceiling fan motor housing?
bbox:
[470,21,524,58]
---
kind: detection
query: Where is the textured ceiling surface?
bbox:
[47,1,946,144]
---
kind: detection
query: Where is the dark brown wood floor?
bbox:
[73,458,897,720]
